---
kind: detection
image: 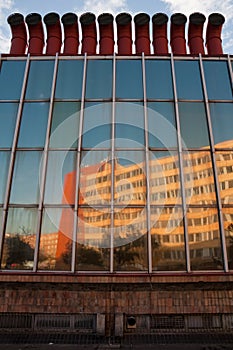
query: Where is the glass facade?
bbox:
[0,55,232,273]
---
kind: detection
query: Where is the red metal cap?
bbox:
[188,12,206,55]
[170,13,187,55]
[206,13,225,55]
[116,13,132,55]
[7,13,27,55]
[152,13,169,55]
[98,13,114,55]
[80,12,97,55]
[62,13,79,55]
[134,13,150,55]
[26,13,44,54]
[44,12,62,55]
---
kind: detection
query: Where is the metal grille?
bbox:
[151,315,185,329]
[0,313,32,329]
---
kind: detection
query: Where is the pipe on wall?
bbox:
[98,13,114,55]
[80,12,97,55]
[116,13,132,55]
[25,13,44,54]
[134,13,151,55]
[152,13,169,55]
[62,13,79,55]
[170,13,187,55]
[188,12,206,55]
[7,13,27,55]
[206,13,225,55]
[44,12,62,55]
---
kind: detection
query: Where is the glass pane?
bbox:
[183,151,216,205]
[25,60,54,100]
[1,208,37,270]
[82,102,111,148]
[151,206,186,271]
[210,103,233,148]
[10,151,42,204]
[223,207,233,270]
[150,151,182,205]
[187,207,223,271]
[0,152,10,204]
[179,102,210,149]
[116,60,143,99]
[216,152,233,205]
[115,102,144,148]
[49,102,80,148]
[175,60,203,100]
[18,102,49,148]
[115,150,145,206]
[0,103,18,147]
[79,150,111,205]
[114,207,148,271]
[44,151,77,205]
[55,60,83,99]
[146,60,173,99]
[0,60,26,100]
[148,102,177,148]
[85,60,112,99]
[76,207,110,271]
[203,61,232,100]
[38,208,74,271]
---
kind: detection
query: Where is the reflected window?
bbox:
[1,208,37,270]
[10,151,42,204]
[82,102,111,148]
[38,208,74,271]
[55,60,83,99]
[216,152,233,205]
[44,151,77,205]
[179,102,210,149]
[85,60,112,99]
[76,207,110,271]
[116,60,143,99]
[25,60,54,100]
[0,103,18,148]
[210,103,233,148]
[79,150,111,205]
[175,60,203,100]
[151,206,185,271]
[148,102,177,148]
[115,102,144,148]
[187,207,223,271]
[0,152,10,203]
[146,60,173,99]
[0,60,26,100]
[203,61,232,100]
[222,207,233,270]
[18,103,49,148]
[149,151,181,205]
[50,102,80,148]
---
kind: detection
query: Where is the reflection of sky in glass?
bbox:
[55,60,83,99]
[0,152,10,203]
[146,60,173,99]
[0,61,26,100]
[85,60,113,99]
[115,150,144,167]
[5,207,38,236]
[204,61,232,100]
[175,60,203,100]
[210,103,233,147]
[116,60,143,99]
[0,103,18,148]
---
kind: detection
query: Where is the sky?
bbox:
[0,0,233,54]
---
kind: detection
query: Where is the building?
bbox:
[0,10,232,339]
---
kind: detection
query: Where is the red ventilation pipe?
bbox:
[170,13,187,55]
[206,13,225,55]
[188,12,206,55]
[44,13,62,55]
[61,13,79,55]
[25,13,44,54]
[134,13,150,55]
[98,13,114,55]
[116,13,132,55]
[80,12,97,55]
[152,13,169,55]
[7,13,27,55]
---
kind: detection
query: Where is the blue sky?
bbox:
[0,0,233,54]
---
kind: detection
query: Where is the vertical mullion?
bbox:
[110,53,116,273]
[0,54,30,262]
[199,54,229,272]
[33,54,59,272]
[171,54,191,273]
[142,53,152,273]
[71,54,87,273]
[227,54,233,90]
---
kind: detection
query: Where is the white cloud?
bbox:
[0,0,14,53]
[76,0,128,16]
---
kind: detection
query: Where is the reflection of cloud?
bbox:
[0,0,14,53]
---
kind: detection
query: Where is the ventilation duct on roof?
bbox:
[116,13,132,55]
[188,13,206,55]
[152,13,169,55]
[134,13,151,55]
[170,13,187,55]
[25,13,44,55]
[7,13,27,55]
[206,13,225,55]
[98,13,114,55]
[62,13,79,55]
[44,12,62,55]
[80,12,97,55]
